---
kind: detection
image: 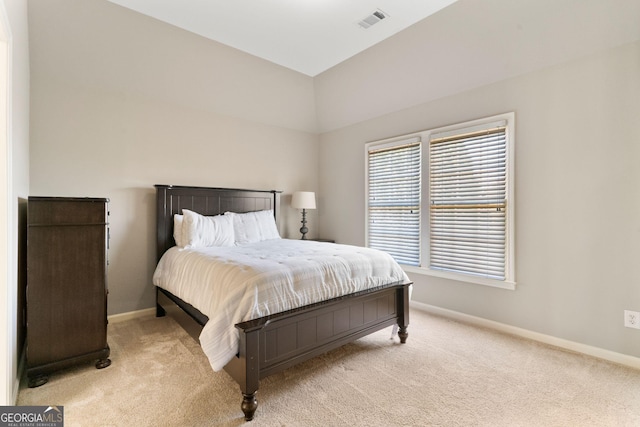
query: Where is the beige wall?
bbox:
[28,0,320,315]
[314,0,640,133]
[318,41,640,358]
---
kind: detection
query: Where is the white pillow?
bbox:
[182,209,235,248]
[226,210,280,245]
[173,214,185,247]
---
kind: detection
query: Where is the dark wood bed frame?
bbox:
[154,184,411,421]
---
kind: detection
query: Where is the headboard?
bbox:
[155,185,282,260]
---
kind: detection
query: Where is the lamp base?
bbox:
[299,209,309,240]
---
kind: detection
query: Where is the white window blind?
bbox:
[429,123,507,280]
[367,140,421,266]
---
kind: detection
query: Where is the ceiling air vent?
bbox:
[357,9,389,29]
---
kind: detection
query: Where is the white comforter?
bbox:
[152,239,409,371]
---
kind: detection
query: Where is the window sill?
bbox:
[402,265,516,290]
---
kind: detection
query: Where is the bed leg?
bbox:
[156,302,166,317]
[398,326,409,344]
[397,284,410,343]
[241,392,258,421]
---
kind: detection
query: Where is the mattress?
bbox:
[152,238,410,371]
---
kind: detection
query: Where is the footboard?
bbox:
[223,281,411,420]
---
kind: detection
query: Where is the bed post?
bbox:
[273,191,281,232]
[228,326,261,421]
[155,185,170,262]
[397,284,410,343]
[156,185,168,318]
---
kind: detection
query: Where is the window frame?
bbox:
[365,112,516,290]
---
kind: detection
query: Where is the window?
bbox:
[366,138,421,266]
[428,120,510,282]
[365,113,515,289]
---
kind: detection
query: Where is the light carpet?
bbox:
[17,310,640,426]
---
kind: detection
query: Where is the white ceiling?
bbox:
[107,0,458,76]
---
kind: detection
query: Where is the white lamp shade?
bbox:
[291,191,316,210]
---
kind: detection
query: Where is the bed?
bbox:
[153,184,412,421]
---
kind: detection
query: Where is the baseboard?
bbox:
[411,301,640,370]
[108,308,156,324]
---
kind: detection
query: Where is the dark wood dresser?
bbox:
[26,197,111,387]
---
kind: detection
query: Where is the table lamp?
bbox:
[291,191,316,239]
